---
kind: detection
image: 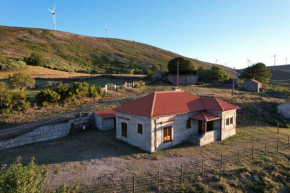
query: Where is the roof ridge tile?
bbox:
[150,92,157,117]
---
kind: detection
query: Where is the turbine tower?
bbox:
[285,57,288,65]
[273,54,276,66]
[48,5,56,31]
[106,25,109,38]
[215,59,218,64]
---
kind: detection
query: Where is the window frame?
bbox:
[121,122,127,137]
[230,117,234,125]
[226,118,230,126]
[137,123,143,134]
[163,126,172,143]
[186,119,191,129]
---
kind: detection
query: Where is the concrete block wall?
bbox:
[199,130,219,146]
[0,114,91,150]
[116,112,152,152]
[94,114,115,131]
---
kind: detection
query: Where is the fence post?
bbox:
[252,146,254,159]
[202,159,204,178]
[132,176,135,193]
[265,143,267,157]
[277,123,280,134]
[98,180,101,193]
[288,136,290,149]
[220,154,223,170]
[180,164,183,183]
[157,170,160,192]
[277,139,279,152]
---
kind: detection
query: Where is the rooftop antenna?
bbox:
[48,5,56,31]
[106,25,109,38]
[273,54,276,66]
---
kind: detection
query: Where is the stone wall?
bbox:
[0,115,91,150]
[278,103,290,119]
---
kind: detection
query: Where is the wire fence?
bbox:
[83,136,290,193]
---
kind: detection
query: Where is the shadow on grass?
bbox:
[0,129,145,166]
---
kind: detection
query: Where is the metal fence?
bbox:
[86,136,290,192]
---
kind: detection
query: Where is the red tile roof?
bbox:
[94,110,116,119]
[114,91,240,118]
[190,111,221,121]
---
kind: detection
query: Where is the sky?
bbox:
[0,0,290,69]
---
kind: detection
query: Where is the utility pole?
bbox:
[177,61,179,87]
[232,67,235,94]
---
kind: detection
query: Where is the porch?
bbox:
[188,111,221,146]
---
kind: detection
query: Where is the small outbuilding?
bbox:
[94,110,116,131]
[277,102,290,119]
[243,79,262,92]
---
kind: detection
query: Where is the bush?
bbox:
[134,81,146,88]
[8,73,35,91]
[0,82,30,114]
[54,83,72,101]
[89,85,103,98]
[73,82,89,98]
[24,52,46,67]
[36,88,60,105]
[0,157,47,193]
[0,59,27,71]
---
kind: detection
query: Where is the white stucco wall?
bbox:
[221,110,237,140]
[277,103,290,119]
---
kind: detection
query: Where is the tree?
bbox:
[0,157,47,193]
[36,89,60,105]
[73,82,89,98]
[167,57,196,75]
[197,66,209,81]
[8,73,35,91]
[54,83,72,101]
[151,64,160,72]
[208,66,230,83]
[24,52,46,67]
[240,62,272,87]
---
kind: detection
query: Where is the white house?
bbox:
[113,90,240,153]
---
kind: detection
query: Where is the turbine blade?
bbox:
[53,5,55,12]
[48,9,53,13]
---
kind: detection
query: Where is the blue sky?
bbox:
[0,0,290,69]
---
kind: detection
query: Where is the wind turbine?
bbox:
[247,58,250,67]
[215,59,218,64]
[106,25,109,38]
[273,54,276,66]
[48,5,56,31]
[285,57,288,65]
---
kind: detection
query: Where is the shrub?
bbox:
[134,81,146,88]
[24,52,46,67]
[0,59,27,71]
[54,83,72,101]
[36,88,60,105]
[0,82,30,114]
[8,73,35,91]
[0,157,47,193]
[73,82,89,98]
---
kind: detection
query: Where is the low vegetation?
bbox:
[8,72,35,91]
[197,65,230,83]
[0,56,27,71]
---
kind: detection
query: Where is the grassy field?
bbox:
[0,125,289,192]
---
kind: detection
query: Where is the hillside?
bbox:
[269,65,290,80]
[0,26,225,75]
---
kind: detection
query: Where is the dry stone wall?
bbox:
[0,115,92,150]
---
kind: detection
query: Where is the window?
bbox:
[186,119,191,129]
[226,118,230,126]
[121,122,127,137]
[137,124,143,134]
[226,117,233,126]
[207,121,214,131]
[163,126,172,143]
